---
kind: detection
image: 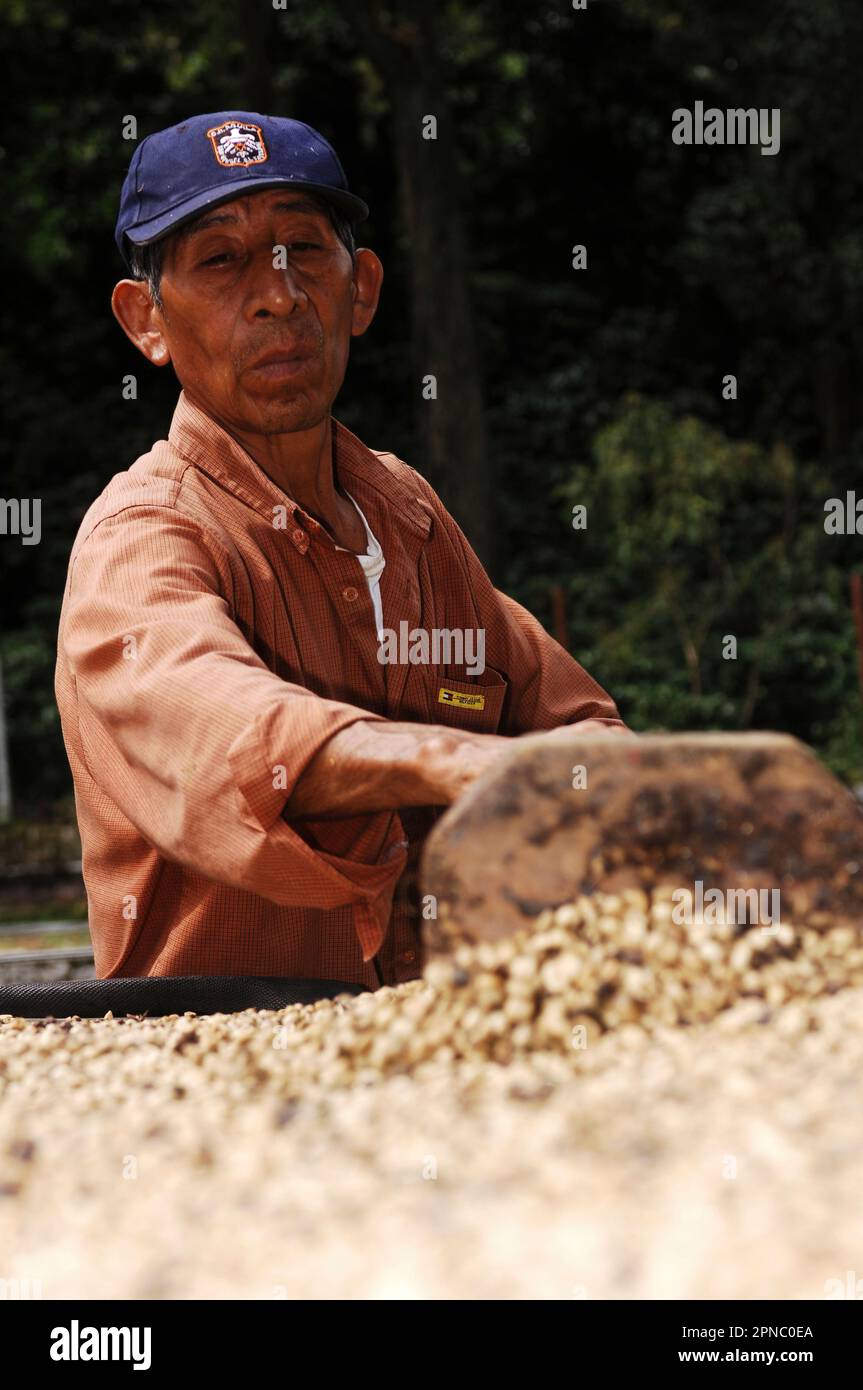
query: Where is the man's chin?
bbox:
[239,389,326,434]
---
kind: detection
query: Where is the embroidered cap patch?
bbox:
[438,687,486,710]
[206,121,268,168]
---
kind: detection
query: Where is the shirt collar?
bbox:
[168,389,431,540]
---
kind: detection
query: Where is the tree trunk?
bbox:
[348,1,493,569]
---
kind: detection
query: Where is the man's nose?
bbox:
[247,248,307,317]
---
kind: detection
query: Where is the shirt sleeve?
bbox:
[59,504,407,915]
[492,589,629,733]
[407,471,629,735]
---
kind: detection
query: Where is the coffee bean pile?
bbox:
[243,886,863,1087]
[1,886,862,1298]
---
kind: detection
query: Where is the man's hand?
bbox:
[285,717,634,820]
[554,719,635,737]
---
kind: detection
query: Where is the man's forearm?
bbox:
[285,719,511,819]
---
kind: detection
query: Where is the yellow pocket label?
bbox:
[438,687,486,710]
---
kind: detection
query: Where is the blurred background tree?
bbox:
[2,0,863,820]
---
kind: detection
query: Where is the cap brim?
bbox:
[122,177,369,254]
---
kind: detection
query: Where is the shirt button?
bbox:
[292,527,306,543]
[342,585,359,602]
[399,950,416,964]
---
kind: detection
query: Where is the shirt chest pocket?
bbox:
[423,666,508,734]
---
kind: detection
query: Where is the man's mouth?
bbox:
[246,346,315,380]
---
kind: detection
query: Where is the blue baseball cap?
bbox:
[115,111,369,268]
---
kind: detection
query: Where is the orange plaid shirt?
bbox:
[54,391,626,985]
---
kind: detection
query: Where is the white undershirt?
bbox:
[334,491,386,638]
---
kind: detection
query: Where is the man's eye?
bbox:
[201,252,233,267]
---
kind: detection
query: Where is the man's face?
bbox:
[113,189,382,437]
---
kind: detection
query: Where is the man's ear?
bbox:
[349,248,383,338]
[111,280,171,365]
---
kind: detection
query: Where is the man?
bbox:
[55,111,630,988]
